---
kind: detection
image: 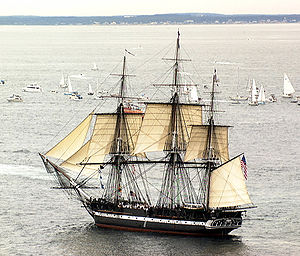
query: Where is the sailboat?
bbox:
[88,84,94,95]
[59,74,68,88]
[40,32,254,236]
[91,63,99,71]
[257,85,266,105]
[248,79,259,106]
[282,73,295,98]
[64,76,75,95]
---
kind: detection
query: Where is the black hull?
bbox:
[92,211,238,237]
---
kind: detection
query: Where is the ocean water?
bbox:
[0,24,299,255]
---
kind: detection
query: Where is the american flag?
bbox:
[240,155,248,180]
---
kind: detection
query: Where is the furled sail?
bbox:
[45,113,93,161]
[208,155,252,208]
[134,103,202,154]
[61,113,143,177]
[184,125,229,162]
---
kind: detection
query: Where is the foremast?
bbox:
[104,53,149,206]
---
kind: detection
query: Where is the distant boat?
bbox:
[268,94,277,103]
[248,79,258,106]
[22,83,42,93]
[257,85,266,105]
[69,93,83,101]
[282,73,295,98]
[64,76,76,95]
[88,84,94,95]
[59,74,68,88]
[290,96,300,103]
[91,63,99,71]
[7,94,23,102]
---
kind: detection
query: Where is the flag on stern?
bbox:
[240,155,248,180]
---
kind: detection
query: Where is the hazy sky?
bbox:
[1,0,300,16]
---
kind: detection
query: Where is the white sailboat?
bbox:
[257,85,266,104]
[282,73,295,98]
[64,76,74,95]
[22,83,42,93]
[88,84,94,95]
[248,79,258,106]
[91,63,99,71]
[59,74,68,88]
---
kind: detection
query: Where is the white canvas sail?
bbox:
[185,125,229,162]
[248,79,258,105]
[46,113,93,160]
[61,113,143,175]
[59,74,66,88]
[251,79,257,102]
[134,103,202,154]
[283,73,295,96]
[209,155,252,208]
[88,84,93,94]
[92,62,99,71]
[257,85,266,103]
[189,86,198,102]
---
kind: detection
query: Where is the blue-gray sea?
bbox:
[0,24,299,255]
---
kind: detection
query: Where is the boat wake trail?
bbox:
[0,163,51,181]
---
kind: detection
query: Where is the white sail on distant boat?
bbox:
[88,84,94,95]
[257,85,266,104]
[64,76,74,95]
[91,63,99,71]
[282,73,295,98]
[59,74,68,88]
[248,79,258,106]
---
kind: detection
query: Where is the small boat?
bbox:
[1,80,5,85]
[69,93,83,101]
[64,76,76,95]
[87,84,94,95]
[282,73,295,98]
[290,96,300,103]
[257,85,266,105]
[22,83,42,92]
[59,74,68,88]
[230,95,248,102]
[248,79,259,106]
[268,94,277,103]
[91,63,99,71]
[7,94,23,102]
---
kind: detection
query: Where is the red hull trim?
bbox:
[95,223,226,237]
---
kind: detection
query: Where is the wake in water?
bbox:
[0,163,51,181]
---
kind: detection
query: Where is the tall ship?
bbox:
[40,32,254,236]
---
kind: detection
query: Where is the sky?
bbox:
[0,0,299,16]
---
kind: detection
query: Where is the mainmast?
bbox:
[157,31,198,209]
[204,69,218,209]
[119,55,126,105]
